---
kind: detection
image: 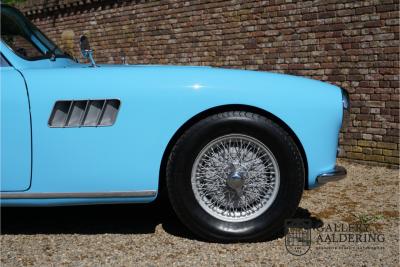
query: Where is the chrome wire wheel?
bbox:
[191,134,280,222]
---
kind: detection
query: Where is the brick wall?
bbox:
[16,0,400,166]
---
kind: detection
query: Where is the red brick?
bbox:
[15,0,399,166]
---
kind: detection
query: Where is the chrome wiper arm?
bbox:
[46,46,74,61]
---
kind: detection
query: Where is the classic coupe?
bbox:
[0,5,348,242]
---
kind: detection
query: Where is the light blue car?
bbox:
[1,5,348,242]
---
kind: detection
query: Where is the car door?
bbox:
[0,54,32,191]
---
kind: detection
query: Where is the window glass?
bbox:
[2,35,44,58]
[1,5,71,60]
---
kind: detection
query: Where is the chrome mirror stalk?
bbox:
[79,35,97,67]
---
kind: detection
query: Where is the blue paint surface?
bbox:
[1,67,32,191]
[1,40,343,206]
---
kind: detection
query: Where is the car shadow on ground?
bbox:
[1,203,323,242]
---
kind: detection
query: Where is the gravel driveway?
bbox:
[1,160,399,266]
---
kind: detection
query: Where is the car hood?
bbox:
[74,62,333,89]
[21,58,337,91]
[25,61,339,96]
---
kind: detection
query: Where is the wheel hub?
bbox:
[191,134,280,222]
[226,163,245,196]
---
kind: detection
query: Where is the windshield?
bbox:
[1,5,72,60]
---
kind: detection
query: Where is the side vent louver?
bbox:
[48,99,120,128]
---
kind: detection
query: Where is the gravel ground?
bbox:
[1,160,399,266]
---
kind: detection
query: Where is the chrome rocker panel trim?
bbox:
[0,190,157,199]
[316,165,347,186]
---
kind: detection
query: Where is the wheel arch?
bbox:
[158,104,309,197]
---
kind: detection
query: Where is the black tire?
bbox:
[166,111,304,242]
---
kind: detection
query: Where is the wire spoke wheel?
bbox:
[191,134,280,222]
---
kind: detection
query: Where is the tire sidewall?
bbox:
[168,113,304,241]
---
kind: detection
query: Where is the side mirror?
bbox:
[80,35,90,51]
[79,35,97,67]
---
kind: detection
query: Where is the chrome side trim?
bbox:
[316,165,347,186]
[0,190,157,199]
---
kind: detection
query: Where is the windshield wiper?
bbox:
[46,46,73,61]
